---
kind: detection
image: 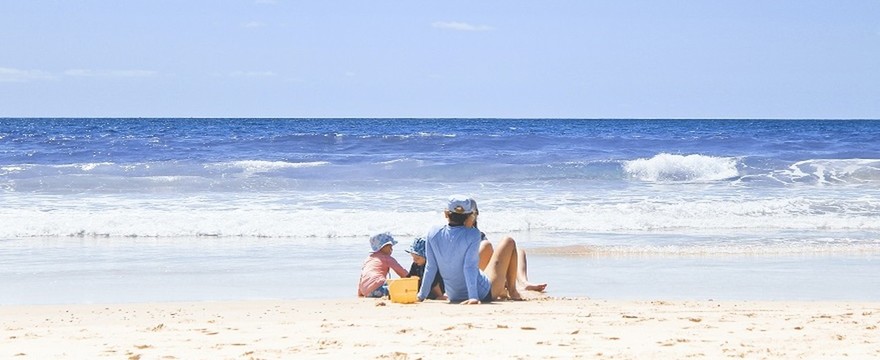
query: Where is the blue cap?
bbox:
[406,237,426,257]
[369,232,397,252]
[447,194,475,214]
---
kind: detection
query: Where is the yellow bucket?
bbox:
[388,277,419,304]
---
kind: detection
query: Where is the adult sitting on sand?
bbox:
[417,195,525,304]
[471,199,547,293]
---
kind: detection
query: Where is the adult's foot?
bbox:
[507,289,524,301]
[524,283,548,292]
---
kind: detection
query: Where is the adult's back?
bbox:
[419,224,490,303]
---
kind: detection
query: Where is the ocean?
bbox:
[1,118,878,304]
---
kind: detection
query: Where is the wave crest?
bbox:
[623,153,739,182]
[208,160,330,177]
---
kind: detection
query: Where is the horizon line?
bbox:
[2,117,879,121]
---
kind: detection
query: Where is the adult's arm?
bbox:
[463,229,482,301]
[417,235,438,301]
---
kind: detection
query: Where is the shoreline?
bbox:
[3,297,878,359]
[4,236,879,305]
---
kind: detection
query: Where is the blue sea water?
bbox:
[1,118,879,304]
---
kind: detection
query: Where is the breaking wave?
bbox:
[623,153,739,182]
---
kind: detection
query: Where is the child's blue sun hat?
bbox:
[406,237,426,258]
[369,232,397,252]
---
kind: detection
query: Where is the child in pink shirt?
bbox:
[357,232,409,298]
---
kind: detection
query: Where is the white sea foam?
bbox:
[623,153,739,182]
[782,159,880,184]
[375,158,426,169]
[54,162,115,171]
[0,165,27,173]
[209,160,330,177]
[377,132,456,139]
[2,190,878,256]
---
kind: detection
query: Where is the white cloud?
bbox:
[229,71,277,78]
[64,69,158,78]
[243,21,267,28]
[432,21,494,32]
[1,67,159,82]
[0,67,55,82]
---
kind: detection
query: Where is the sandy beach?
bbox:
[2,295,878,359]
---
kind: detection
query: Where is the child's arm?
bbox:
[389,257,409,278]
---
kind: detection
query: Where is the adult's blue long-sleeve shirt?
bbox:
[417,224,490,302]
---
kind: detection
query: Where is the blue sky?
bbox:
[1,1,878,118]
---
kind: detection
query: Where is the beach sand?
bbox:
[2,294,878,359]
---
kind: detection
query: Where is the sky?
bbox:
[1,1,878,119]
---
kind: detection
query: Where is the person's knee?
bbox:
[497,237,518,255]
[499,236,516,247]
[479,239,494,252]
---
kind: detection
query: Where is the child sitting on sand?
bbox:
[406,237,447,300]
[357,232,409,298]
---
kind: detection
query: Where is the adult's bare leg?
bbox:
[478,239,493,270]
[516,249,547,292]
[484,236,522,300]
